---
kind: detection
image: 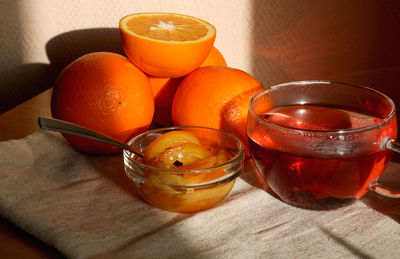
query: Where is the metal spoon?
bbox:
[38,116,144,157]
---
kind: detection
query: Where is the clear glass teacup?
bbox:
[247,80,400,210]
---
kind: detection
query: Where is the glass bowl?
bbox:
[123,126,245,213]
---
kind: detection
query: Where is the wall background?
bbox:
[1,0,399,114]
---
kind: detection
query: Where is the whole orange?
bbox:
[51,52,154,154]
[150,47,227,126]
[200,46,227,67]
[172,66,263,155]
[149,77,183,127]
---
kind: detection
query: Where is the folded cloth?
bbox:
[0,130,399,258]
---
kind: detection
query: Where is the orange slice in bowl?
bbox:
[119,13,216,78]
[143,130,201,162]
[157,143,212,169]
[215,149,233,165]
[157,143,214,184]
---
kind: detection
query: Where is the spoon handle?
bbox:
[38,116,143,157]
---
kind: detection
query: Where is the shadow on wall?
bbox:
[45,28,124,74]
[0,27,124,114]
[0,1,24,114]
[250,0,400,108]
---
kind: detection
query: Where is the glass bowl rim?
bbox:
[249,80,396,135]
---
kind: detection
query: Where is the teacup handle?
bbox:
[368,138,400,198]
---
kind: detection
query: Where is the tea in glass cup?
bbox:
[247,81,399,210]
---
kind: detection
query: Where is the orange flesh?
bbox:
[158,143,211,168]
[143,131,201,162]
[126,15,209,41]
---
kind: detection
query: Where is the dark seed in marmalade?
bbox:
[173,160,183,166]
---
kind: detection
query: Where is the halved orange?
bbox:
[119,13,216,78]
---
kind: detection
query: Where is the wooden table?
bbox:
[1,88,400,258]
[0,89,64,258]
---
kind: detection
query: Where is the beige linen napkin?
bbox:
[0,130,399,258]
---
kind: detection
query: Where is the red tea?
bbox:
[247,104,395,209]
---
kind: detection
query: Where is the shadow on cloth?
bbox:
[242,157,400,224]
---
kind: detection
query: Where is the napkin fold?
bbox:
[0,130,399,258]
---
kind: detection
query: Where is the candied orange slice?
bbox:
[180,156,217,170]
[180,156,217,184]
[150,172,185,185]
[143,131,201,163]
[146,172,185,195]
[215,149,233,165]
[157,143,212,169]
